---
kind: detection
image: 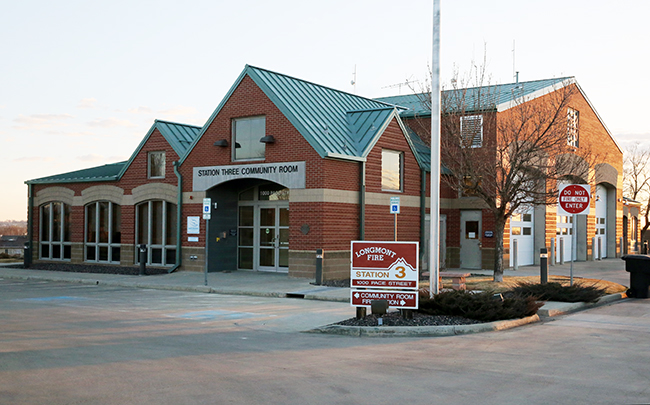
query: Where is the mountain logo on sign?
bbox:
[388,257,416,273]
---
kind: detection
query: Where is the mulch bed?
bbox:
[335,311,482,327]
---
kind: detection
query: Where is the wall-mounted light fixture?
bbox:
[260,135,276,144]
[213,139,229,147]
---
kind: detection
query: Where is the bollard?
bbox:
[138,244,147,276]
[591,237,597,260]
[597,237,602,260]
[559,238,565,264]
[513,239,518,271]
[540,248,548,284]
[644,241,648,255]
[356,307,367,319]
[23,241,31,269]
[550,238,555,266]
[315,249,323,285]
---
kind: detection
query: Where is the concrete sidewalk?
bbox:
[0,257,631,304]
[0,258,632,337]
[0,264,351,302]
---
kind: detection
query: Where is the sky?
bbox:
[1,0,649,221]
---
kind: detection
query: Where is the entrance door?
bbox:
[258,206,289,272]
[460,210,482,269]
[510,207,534,267]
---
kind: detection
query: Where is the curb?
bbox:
[537,292,627,317]
[306,314,541,337]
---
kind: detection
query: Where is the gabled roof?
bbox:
[26,120,201,185]
[180,65,416,164]
[116,120,201,178]
[375,77,573,118]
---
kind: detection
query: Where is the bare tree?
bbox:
[409,63,601,282]
[623,143,650,237]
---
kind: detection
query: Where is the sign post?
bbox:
[203,198,211,286]
[558,184,590,286]
[390,197,400,241]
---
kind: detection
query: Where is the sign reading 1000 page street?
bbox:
[350,241,419,289]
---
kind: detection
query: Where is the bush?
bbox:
[510,282,606,303]
[417,290,543,322]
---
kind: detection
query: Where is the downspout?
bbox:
[169,161,182,273]
[359,161,366,240]
[420,169,426,271]
[25,183,34,268]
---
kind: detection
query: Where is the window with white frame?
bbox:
[382,149,403,191]
[233,116,266,161]
[567,107,579,148]
[136,200,177,266]
[461,115,483,148]
[148,151,166,178]
[40,202,71,260]
[85,201,121,263]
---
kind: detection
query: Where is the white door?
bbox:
[510,206,534,267]
[595,185,608,259]
[460,210,482,269]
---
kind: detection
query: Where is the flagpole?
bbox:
[430,0,441,297]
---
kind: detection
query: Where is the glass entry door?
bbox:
[258,206,289,272]
[237,184,289,273]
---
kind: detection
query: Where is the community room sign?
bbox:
[193,161,306,191]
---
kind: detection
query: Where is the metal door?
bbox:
[460,210,482,269]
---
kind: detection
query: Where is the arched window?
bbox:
[85,201,121,263]
[40,202,71,260]
[136,200,177,266]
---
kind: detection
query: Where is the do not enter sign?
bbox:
[558,184,590,215]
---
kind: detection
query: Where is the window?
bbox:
[148,151,166,178]
[567,107,579,147]
[461,115,483,148]
[39,202,71,260]
[136,200,177,266]
[233,116,266,161]
[85,201,121,263]
[382,149,403,191]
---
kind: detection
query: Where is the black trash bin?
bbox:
[621,255,650,298]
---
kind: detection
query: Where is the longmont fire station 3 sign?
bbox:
[350,241,419,309]
[558,184,591,216]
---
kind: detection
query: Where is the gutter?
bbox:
[25,183,34,268]
[359,161,366,240]
[169,161,182,273]
[420,169,427,270]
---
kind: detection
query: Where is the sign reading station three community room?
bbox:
[350,241,419,289]
[193,161,306,191]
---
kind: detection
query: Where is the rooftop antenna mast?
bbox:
[351,65,357,94]
[512,40,519,83]
[381,76,418,95]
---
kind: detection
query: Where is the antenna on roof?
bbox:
[512,40,517,82]
[382,76,418,95]
[351,65,357,94]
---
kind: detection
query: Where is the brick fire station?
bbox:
[25,65,636,279]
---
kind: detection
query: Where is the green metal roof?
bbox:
[155,120,202,157]
[26,120,201,185]
[26,161,126,185]
[181,65,410,164]
[376,77,573,118]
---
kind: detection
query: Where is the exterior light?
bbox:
[213,139,229,147]
[260,135,276,144]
